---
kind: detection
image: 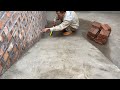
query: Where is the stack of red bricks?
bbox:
[87,21,111,45]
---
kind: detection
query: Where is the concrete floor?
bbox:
[1,11,120,79]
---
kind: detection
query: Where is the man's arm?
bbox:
[42,20,71,33]
[50,20,71,31]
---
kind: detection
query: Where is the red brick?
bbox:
[0,48,4,57]
[0,13,9,28]
[92,21,101,28]
[6,57,11,69]
[0,21,4,29]
[3,51,9,62]
[10,28,14,35]
[22,40,26,48]
[21,30,24,35]
[19,33,22,39]
[94,29,110,45]
[13,51,19,63]
[8,21,12,28]
[101,24,108,31]
[12,12,18,22]
[0,62,3,74]
[88,28,95,34]
[2,31,8,42]
[6,11,11,18]
[7,43,13,52]
[1,42,8,52]
[104,24,111,32]
[13,45,17,52]
[0,35,4,42]
[15,31,19,37]
[100,29,110,37]
[87,27,100,39]
[101,24,111,32]
[3,26,9,35]
[18,44,21,50]
[7,33,12,42]
[92,28,100,35]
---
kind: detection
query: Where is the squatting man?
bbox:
[42,11,79,36]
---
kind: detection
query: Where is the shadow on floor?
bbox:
[78,19,112,62]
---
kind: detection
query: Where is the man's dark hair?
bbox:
[56,11,66,13]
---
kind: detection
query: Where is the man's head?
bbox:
[56,11,66,20]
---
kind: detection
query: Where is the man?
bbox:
[42,11,79,36]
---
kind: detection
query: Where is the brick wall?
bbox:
[0,11,47,75]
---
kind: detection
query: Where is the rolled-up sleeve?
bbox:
[50,20,71,31]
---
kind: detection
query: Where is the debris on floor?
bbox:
[87,21,111,45]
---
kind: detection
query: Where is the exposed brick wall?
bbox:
[0,11,47,75]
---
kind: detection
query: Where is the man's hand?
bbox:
[42,28,50,33]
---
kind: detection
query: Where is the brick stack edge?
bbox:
[87,21,111,45]
[0,11,47,75]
